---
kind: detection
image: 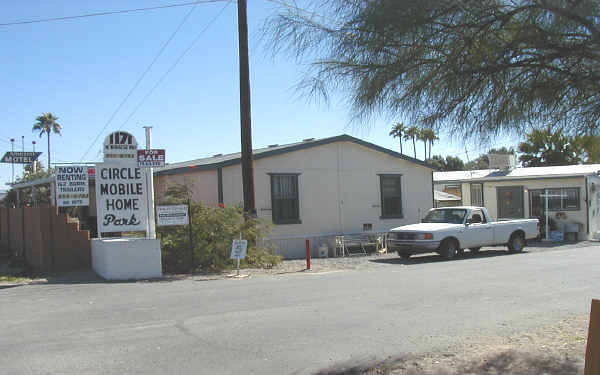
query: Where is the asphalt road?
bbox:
[1,245,599,375]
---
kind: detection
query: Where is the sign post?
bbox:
[143,126,156,239]
[187,199,194,271]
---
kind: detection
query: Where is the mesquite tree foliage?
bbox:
[265,0,600,139]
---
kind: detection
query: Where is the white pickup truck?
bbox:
[387,206,539,260]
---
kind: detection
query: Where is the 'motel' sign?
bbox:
[95,164,148,232]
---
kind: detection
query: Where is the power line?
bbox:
[0,0,229,27]
[116,1,232,133]
[79,1,201,162]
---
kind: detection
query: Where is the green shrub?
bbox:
[157,198,281,273]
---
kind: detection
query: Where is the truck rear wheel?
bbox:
[440,239,458,260]
[508,233,525,253]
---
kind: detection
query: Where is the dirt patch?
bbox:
[315,315,588,375]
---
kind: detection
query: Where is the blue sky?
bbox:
[0,0,520,189]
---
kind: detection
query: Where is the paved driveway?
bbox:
[1,243,598,375]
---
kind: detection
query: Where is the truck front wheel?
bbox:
[440,239,458,260]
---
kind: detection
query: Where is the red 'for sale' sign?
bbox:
[137,149,165,168]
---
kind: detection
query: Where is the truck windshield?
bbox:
[422,209,467,224]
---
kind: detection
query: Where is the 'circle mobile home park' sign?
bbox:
[96,131,148,233]
[95,164,148,232]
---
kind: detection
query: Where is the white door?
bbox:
[463,209,493,248]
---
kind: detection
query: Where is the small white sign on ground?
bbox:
[56,165,89,207]
[157,205,189,226]
[230,239,248,259]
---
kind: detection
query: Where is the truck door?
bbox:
[464,209,493,247]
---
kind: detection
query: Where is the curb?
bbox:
[0,279,48,290]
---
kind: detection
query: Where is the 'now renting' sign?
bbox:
[56,166,90,207]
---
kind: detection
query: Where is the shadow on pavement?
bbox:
[369,249,524,266]
[528,240,584,248]
[312,350,580,375]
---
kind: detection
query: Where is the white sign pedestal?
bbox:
[91,238,162,280]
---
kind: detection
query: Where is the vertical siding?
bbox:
[155,170,219,205]
[222,141,433,258]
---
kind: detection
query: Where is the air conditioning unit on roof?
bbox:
[488,153,516,170]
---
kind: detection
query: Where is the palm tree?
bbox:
[403,126,420,158]
[388,122,405,155]
[417,129,427,160]
[421,128,439,159]
[32,113,62,168]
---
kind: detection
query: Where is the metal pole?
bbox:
[143,126,156,239]
[188,198,194,272]
[545,188,549,241]
[21,136,24,176]
[10,138,14,183]
[237,232,242,276]
[32,141,37,173]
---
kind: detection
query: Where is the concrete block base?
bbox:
[91,238,162,280]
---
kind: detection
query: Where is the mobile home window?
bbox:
[380,175,403,218]
[470,183,483,206]
[529,187,580,214]
[270,174,300,224]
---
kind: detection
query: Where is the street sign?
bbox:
[1,151,42,164]
[230,239,248,259]
[137,149,165,168]
[103,131,138,163]
[156,205,189,226]
[56,165,89,207]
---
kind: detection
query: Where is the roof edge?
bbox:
[156,134,436,176]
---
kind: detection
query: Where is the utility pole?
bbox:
[237,0,256,216]
[21,136,24,175]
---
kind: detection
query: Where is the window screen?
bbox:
[271,174,300,224]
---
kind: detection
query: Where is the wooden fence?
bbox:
[0,206,91,272]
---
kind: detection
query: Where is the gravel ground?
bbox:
[317,314,589,375]
[219,240,598,280]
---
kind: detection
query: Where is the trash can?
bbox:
[564,222,580,242]
[318,243,329,258]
